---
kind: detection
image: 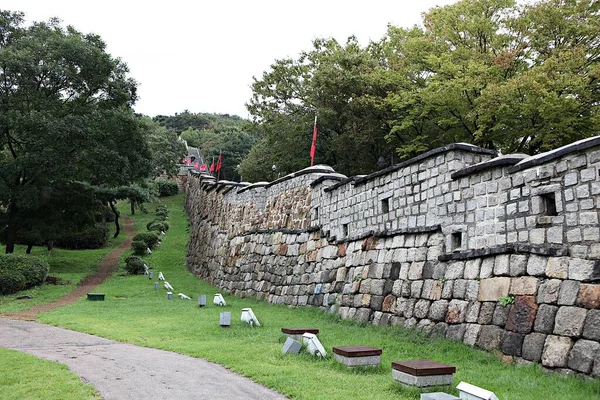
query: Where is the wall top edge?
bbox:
[508,135,600,173]
[352,143,498,187]
[451,154,528,180]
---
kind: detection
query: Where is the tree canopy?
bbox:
[241,0,600,181]
[153,111,258,181]
[0,10,172,253]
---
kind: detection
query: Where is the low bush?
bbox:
[155,210,169,219]
[55,224,109,250]
[132,232,160,249]
[155,179,179,197]
[131,240,149,255]
[124,256,146,275]
[148,221,169,233]
[0,255,49,295]
[0,273,26,295]
[156,204,168,213]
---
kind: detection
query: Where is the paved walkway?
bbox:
[0,318,286,399]
[0,216,287,399]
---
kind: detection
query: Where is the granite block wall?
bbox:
[185,136,600,376]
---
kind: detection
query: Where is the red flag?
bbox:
[184,158,191,165]
[193,162,199,169]
[310,116,318,166]
[216,153,222,171]
[216,153,223,180]
[209,160,215,173]
[199,163,207,172]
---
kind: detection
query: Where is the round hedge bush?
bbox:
[132,232,160,249]
[148,221,169,233]
[131,240,149,255]
[155,179,179,197]
[0,255,49,295]
[124,256,146,275]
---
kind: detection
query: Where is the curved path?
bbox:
[0,217,287,399]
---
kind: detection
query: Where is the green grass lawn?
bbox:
[18,193,597,400]
[0,223,124,314]
[0,348,101,400]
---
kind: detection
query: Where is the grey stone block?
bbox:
[527,255,547,276]
[537,279,561,304]
[534,304,558,334]
[542,335,573,367]
[501,331,524,357]
[554,306,587,337]
[429,300,449,322]
[476,325,504,351]
[446,324,467,341]
[522,333,547,362]
[477,302,496,325]
[463,324,481,347]
[392,370,454,388]
[430,322,448,338]
[583,309,600,341]
[558,280,580,305]
[510,254,528,276]
[334,353,381,368]
[282,338,302,354]
[492,305,509,327]
[567,339,600,373]
[420,393,460,400]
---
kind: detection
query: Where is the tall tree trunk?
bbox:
[109,200,120,238]
[4,201,17,254]
[46,240,54,251]
[26,243,33,254]
[130,200,135,215]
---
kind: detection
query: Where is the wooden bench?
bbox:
[281,327,319,341]
[392,360,456,388]
[333,346,382,368]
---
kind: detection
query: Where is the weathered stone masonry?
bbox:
[185,137,600,376]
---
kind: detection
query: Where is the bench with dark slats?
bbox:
[392,360,456,388]
[332,345,382,367]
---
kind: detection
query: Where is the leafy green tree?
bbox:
[244,0,600,176]
[0,11,150,253]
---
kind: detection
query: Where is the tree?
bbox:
[244,0,600,177]
[0,11,149,253]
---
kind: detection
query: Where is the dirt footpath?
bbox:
[0,318,287,399]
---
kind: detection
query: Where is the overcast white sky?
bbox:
[4,0,458,118]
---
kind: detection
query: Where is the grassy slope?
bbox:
[0,348,101,400]
[0,226,123,313]
[32,194,600,400]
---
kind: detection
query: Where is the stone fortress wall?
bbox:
[185,136,600,377]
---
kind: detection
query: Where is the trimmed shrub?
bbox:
[155,179,178,197]
[0,273,26,295]
[124,256,146,275]
[0,255,49,295]
[156,210,169,217]
[148,221,168,233]
[156,204,168,213]
[132,232,160,249]
[55,224,109,250]
[131,240,149,255]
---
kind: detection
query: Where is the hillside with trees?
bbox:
[153,111,259,182]
[240,0,600,181]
